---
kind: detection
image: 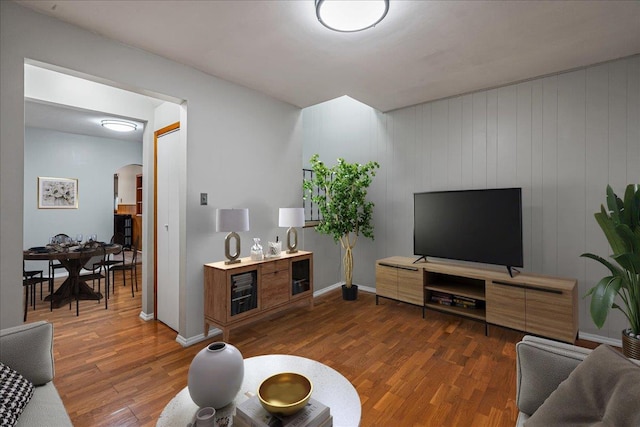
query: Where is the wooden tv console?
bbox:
[376,256,578,343]
[204,251,313,342]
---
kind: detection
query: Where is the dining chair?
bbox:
[23,260,49,321]
[23,260,47,300]
[97,233,125,297]
[77,244,107,313]
[110,243,138,297]
[49,233,71,293]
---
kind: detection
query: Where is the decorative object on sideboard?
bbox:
[278,208,305,254]
[187,342,244,409]
[216,208,250,265]
[250,237,264,261]
[303,154,380,300]
[581,184,640,359]
[266,240,282,258]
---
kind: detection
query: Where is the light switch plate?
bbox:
[200,193,208,205]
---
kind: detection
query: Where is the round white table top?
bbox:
[157,354,361,427]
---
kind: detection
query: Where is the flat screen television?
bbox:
[413,188,523,273]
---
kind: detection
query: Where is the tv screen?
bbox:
[413,188,523,269]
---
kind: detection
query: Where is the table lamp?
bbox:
[278,208,305,254]
[216,208,250,264]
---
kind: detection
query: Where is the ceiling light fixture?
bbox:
[315,0,389,32]
[101,119,137,132]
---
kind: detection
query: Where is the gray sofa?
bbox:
[0,321,72,426]
[515,334,640,427]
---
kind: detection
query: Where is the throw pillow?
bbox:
[0,362,34,427]
[525,344,640,427]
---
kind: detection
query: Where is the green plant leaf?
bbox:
[606,185,623,222]
[594,208,627,255]
[583,184,640,333]
[611,253,640,275]
[589,276,621,329]
[581,252,625,277]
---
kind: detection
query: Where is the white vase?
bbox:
[187,342,244,408]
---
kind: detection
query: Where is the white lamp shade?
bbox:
[216,208,250,232]
[278,208,305,228]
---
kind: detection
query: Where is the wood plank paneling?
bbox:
[627,56,640,182]
[496,85,517,187]
[448,96,463,189]
[461,94,473,187]
[530,80,544,273]
[556,69,586,283]
[584,63,610,336]
[517,81,533,269]
[541,75,559,275]
[472,91,488,188]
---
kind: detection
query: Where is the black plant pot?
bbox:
[342,284,358,301]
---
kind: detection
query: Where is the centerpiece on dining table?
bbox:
[44,234,102,253]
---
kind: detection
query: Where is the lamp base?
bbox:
[286,227,299,254]
[224,232,242,264]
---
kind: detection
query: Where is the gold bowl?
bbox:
[257,372,313,416]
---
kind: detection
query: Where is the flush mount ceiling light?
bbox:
[315,0,389,32]
[101,119,137,132]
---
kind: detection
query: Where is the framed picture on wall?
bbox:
[38,177,78,209]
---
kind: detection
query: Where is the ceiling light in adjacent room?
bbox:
[315,0,389,32]
[101,119,137,132]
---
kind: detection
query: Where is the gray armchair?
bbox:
[0,321,72,426]
[515,335,640,426]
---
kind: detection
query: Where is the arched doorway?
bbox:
[114,163,143,250]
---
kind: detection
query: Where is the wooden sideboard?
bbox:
[204,251,313,342]
[376,256,578,343]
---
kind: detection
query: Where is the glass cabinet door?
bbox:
[291,258,310,296]
[230,270,258,316]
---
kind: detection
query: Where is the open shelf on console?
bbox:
[425,282,484,300]
[424,272,486,322]
[423,301,486,321]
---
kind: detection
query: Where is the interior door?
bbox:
[156,126,180,331]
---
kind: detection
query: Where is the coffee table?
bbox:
[157,354,361,426]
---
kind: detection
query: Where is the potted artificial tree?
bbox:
[303,154,380,300]
[582,184,640,359]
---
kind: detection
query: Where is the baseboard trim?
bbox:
[578,331,622,347]
[313,282,376,297]
[176,329,222,348]
[139,311,154,321]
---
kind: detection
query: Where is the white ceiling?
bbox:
[25,100,146,142]
[16,0,640,113]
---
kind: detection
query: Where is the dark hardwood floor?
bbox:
[24,271,546,426]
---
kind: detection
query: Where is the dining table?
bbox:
[23,242,123,310]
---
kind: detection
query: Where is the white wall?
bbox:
[116,164,142,205]
[1,2,303,342]
[303,56,640,342]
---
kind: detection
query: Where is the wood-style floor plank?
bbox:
[23,270,588,426]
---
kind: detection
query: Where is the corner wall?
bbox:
[302,57,640,341]
[1,2,303,341]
